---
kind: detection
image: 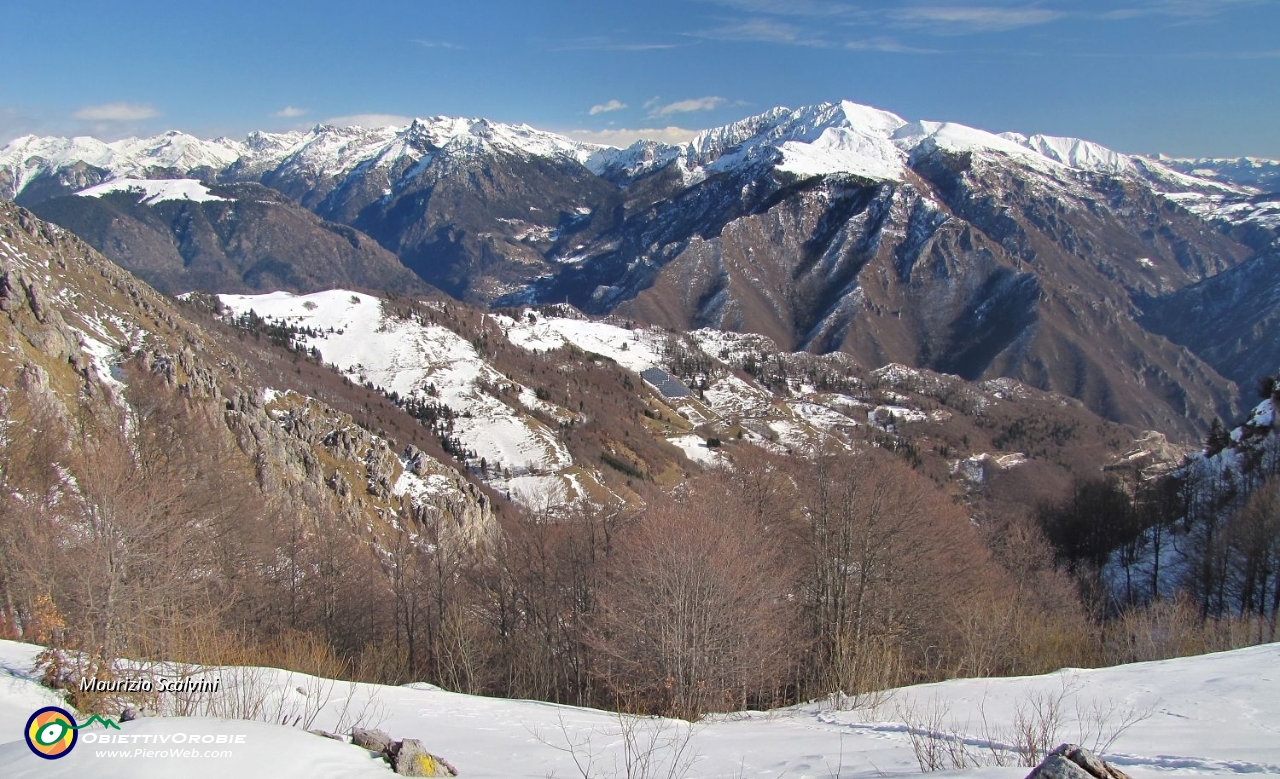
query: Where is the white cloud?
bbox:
[72,102,160,122]
[589,100,628,116]
[695,18,831,46]
[846,37,942,54]
[894,6,1064,33]
[649,97,730,117]
[552,37,679,51]
[564,127,699,147]
[698,0,863,18]
[323,113,414,128]
[413,39,464,49]
[274,106,309,118]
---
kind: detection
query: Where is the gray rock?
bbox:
[1026,755,1095,779]
[1026,744,1132,779]
[389,738,458,777]
[351,727,393,755]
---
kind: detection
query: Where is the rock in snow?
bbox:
[1026,744,1133,779]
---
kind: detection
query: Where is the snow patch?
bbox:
[77,178,226,205]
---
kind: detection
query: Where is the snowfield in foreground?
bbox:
[0,640,1276,779]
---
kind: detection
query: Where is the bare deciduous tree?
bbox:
[593,487,795,719]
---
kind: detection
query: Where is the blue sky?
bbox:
[2,0,1277,157]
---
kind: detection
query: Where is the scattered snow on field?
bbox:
[77,178,226,205]
[703,374,773,417]
[74,333,125,391]
[502,473,572,509]
[1163,192,1280,230]
[870,405,928,429]
[391,468,457,502]
[667,434,725,466]
[766,418,814,451]
[689,328,778,363]
[495,312,664,373]
[787,400,860,431]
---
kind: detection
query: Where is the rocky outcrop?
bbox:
[389,739,458,777]
[1025,744,1132,779]
[351,727,394,755]
[352,727,457,777]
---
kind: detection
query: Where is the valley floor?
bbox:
[0,640,1276,779]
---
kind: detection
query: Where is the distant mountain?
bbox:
[0,130,243,204]
[27,179,431,295]
[4,101,1277,438]
[1153,155,1280,193]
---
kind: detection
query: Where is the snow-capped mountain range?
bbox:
[2,100,1265,202]
[4,100,1278,440]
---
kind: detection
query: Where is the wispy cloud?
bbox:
[694,18,831,46]
[1176,48,1280,60]
[72,102,159,122]
[1059,0,1267,24]
[563,127,699,147]
[1136,0,1266,17]
[697,0,859,17]
[589,100,628,116]
[324,113,413,128]
[893,6,1065,33]
[413,39,464,50]
[648,97,731,118]
[552,37,680,52]
[273,106,308,118]
[846,37,943,54]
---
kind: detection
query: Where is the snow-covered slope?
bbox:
[218,291,577,504]
[76,177,226,205]
[0,638,1276,779]
[207,294,912,485]
[1001,132,1136,175]
[1163,191,1280,231]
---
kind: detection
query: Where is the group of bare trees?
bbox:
[0,370,256,660]
[389,446,1085,720]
